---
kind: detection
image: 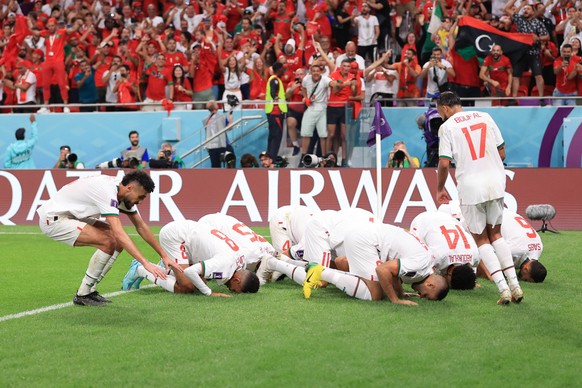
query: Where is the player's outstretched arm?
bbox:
[126,212,184,273]
[107,216,168,279]
[436,159,452,204]
[376,261,418,306]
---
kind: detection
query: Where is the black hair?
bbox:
[240,270,260,293]
[436,91,462,107]
[450,264,477,290]
[15,128,25,140]
[240,153,259,168]
[122,170,155,193]
[529,261,547,283]
[435,282,450,301]
[128,130,139,137]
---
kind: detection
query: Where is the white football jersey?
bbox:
[410,211,480,275]
[199,213,275,265]
[501,209,543,268]
[36,175,135,220]
[344,222,434,284]
[298,208,376,266]
[159,220,245,283]
[438,110,506,205]
[268,205,316,255]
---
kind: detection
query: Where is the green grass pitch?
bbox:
[0,225,580,387]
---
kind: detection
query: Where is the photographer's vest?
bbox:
[265,75,287,114]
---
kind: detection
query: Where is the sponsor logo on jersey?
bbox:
[212,272,223,279]
[110,199,119,208]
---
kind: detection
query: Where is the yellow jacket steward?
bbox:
[265,75,288,114]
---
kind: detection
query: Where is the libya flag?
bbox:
[455,16,534,64]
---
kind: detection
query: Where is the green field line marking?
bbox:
[0,285,156,323]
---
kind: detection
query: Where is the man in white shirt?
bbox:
[436,91,523,305]
[6,62,37,113]
[353,3,379,64]
[300,64,336,162]
[36,171,178,307]
[291,208,376,267]
[410,211,479,289]
[420,47,455,105]
[121,220,260,296]
[265,221,449,305]
[335,41,366,70]
[478,208,547,283]
[102,55,122,106]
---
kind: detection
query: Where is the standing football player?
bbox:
[36,171,179,306]
[435,91,523,305]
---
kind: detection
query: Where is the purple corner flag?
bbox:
[366,101,392,147]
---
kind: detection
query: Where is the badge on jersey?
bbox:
[110,199,119,208]
[211,272,223,279]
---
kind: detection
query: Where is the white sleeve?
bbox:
[183,263,213,296]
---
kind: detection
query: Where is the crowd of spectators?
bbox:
[3,0,582,168]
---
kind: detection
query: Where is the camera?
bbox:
[392,150,406,163]
[65,153,78,163]
[220,151,236,166]
[274,156,288,168]
[294,77,300,83]
[162,150,172,158]
[96,158,123,169]
[226,94,240,108]
[302,154,334,167]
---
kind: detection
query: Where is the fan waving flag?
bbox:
[455,16,534,64]
[366,101,392,147]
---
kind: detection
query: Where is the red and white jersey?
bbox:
[199,213,275,265]
[410,211,480,275]
[298,208,377,266]
[36,175,135,220]
[344,222,434,284]
[268,205,316,256]
[159,220,245,284]
[16,70,37,104]
[501,209,543,268]
[438,111,506,205]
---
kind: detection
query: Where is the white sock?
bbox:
[78,250,111,296]
[492,238,520,289]
[137,265,176,293]
[321,268,372,300]
[479,244,509,293]
[90,251,121,292]
[292,140,299,147]
[269,259,305,285]
[279,255,308,268]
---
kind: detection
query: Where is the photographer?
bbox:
[420,47,455,106]
[552,43,579,106]
[149,143,184,168]
[54,145,85,169]
[204,100,234,168]
[386,140,420,168]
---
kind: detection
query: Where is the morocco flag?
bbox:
[455,16,534,65]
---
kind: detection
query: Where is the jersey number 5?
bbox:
[461,122,487,160]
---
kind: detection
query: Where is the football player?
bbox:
[121,220,260,296]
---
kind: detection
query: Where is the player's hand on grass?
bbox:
[403,292,420,298]
[210,292,231,298]
[394,299,418,306]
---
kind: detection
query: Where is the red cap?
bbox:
[133,1,142,6]
[47,17,58,24]
[238,38,250,47]
[17,60,32,68]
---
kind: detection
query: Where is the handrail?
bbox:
[180,115,263,159]
[190,118,268,168]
